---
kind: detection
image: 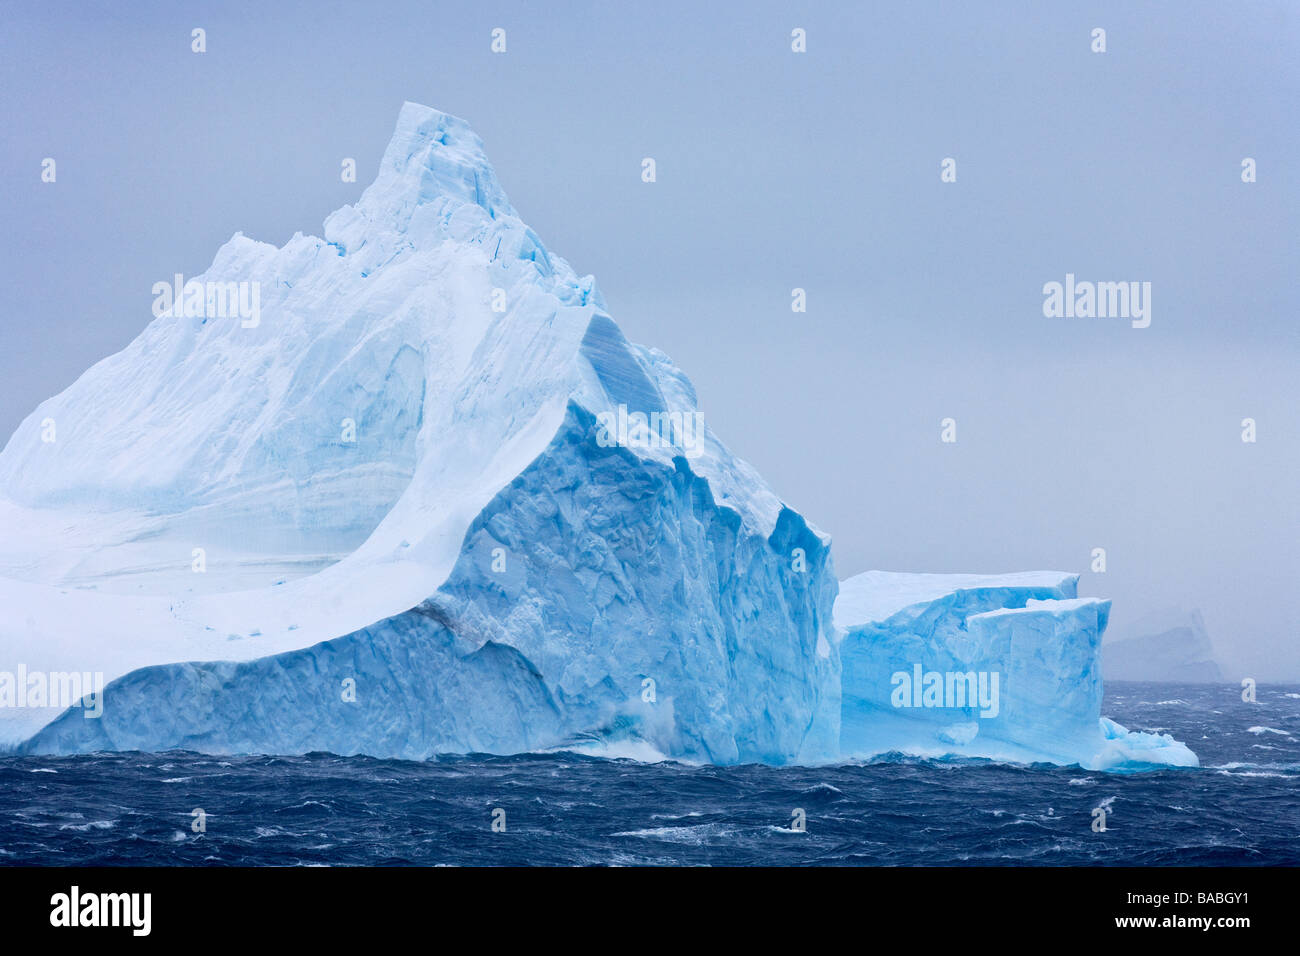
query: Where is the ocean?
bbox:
[1,682,1296,866]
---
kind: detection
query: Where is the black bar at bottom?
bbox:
[0,865,1281,941]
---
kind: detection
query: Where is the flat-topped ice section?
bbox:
[834,570,1078,630]
[834,571,1198,771]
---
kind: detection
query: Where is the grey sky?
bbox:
[2,1,1296,677]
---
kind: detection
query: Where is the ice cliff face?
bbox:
[25,403,840,762]
[1,103,1194,770]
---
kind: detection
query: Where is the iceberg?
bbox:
[1103,607,1224,683]
[836,571,1198,770]
[0,103,1194,771]
[0,103,838,763]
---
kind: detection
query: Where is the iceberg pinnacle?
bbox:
[326,102,517,244]
[0,103,1194,771]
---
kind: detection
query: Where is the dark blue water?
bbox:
[1,683,1296,865]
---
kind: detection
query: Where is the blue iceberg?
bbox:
[0,104,1195,771]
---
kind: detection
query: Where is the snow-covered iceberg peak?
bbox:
[0,103,605,594]
[331,102,516,238]
[1,103,840,761]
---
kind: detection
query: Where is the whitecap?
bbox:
[612,823,734,844]
[800,782,843,795]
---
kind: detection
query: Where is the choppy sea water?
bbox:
[0,682,1296,866]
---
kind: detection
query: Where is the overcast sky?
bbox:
[2,1,1296,678]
